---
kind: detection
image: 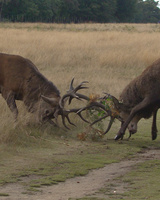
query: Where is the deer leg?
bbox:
[151,109,158,140]
[2,90,18,121]
[115,97,152,140]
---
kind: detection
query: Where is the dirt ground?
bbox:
[0,148,160,200]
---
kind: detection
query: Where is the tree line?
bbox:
[0,0,160,23]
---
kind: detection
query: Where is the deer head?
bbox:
[91,93,141,138]
[40,78,90,129]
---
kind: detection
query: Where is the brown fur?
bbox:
[0,53,60,122]
[115,58,160,140]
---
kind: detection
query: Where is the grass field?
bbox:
[0,23,160,199]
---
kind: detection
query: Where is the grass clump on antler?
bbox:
[88,94,119,126]
[77,94,120,141]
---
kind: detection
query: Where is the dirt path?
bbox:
[1,148,160,200]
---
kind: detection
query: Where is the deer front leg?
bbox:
[115,112,136,140]
[152,109,158,140]
[2,90,18,121]
[115,97,152,140]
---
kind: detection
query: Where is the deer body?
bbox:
[115,58,160,140]
[0,53,88,127]
[0,53,61,123]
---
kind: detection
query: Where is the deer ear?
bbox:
[41,95,58,107]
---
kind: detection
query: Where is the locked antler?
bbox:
[57,79,122,133]
[75,93,122,134]
[57,78,90,129]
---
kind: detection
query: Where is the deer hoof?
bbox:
[114,134,122,140]
[152,132,157,140]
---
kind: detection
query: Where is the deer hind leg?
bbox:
[115,97,153,140]
[152,109,158,140]
[2,90,18,121]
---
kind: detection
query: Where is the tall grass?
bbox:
[0,23,160,143]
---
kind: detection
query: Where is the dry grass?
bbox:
[1,22,160,33]
[0,23,160,142]
[1,24,160,196]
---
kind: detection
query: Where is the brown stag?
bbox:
[0,53,90,128]
[88,58,160,140]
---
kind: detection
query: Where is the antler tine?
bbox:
[68,78,88,93]
[60,79,89,108]
[63,111,76,127]
[103,117,115,134]
[90,114,114,135]
[69,108,90,123]
[74,81,89,92]
[77,105,93,114]
[77,101,111,116]
[76,111,90,123]
[87,104,115,134]
[101,92,112,99]
[58,109,76,130]
[76,99,117,135]
[61,114,71,130]
[69,78,75,91]
[58,107,90,129]
[69,80,89,102]
[90,114,110,126]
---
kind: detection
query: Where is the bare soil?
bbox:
[0,148,160,200]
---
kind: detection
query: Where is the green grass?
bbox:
[0,102,160,198]
[0,116,160,193]
[121,160,160,199]
[0,193,9,197]
[71,158,160,199]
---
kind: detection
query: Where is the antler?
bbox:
[57,108,90,130]
[59,78,89,108]
[57,78,90,128]
[57,79,122,134]
[80,93,122,134]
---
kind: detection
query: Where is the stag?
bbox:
[0,53,90,128]
[88,58,160,140]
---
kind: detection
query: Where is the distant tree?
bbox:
[134,0,160,23]
[57,0,79,23]
[115,0,137,22]
[25,1,39,21]
[2,0,160,23]
[51,0,60,22]
[96,0,117,22]
[2,0,39,22]
[0,0,10,20]
[76,0,117,22]
[34,0,53,22]
[2,0,24,22]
